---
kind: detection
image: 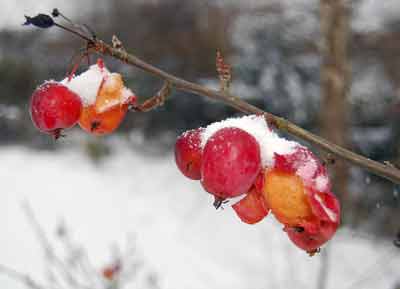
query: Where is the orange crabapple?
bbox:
[77,66,136,135]
[263,169,314,227]
[262,146,340,254]
[175,128,204,180]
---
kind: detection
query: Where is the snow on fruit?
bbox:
[29,82,82,139]
[68,59,136,135]
[174,115,341,255]
[29,59,136,137]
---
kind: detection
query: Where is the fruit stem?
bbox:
[51,128,64,140]
[213,197,227,210]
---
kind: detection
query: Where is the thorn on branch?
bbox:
[322,153,336,166]
[112,35,125,52]
[216,50,232,92]
[129,81,172,112]
[384,161,399,170]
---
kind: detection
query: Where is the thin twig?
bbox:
[21,201,93,289]
[0,264,46,289]
[89,39,400,185]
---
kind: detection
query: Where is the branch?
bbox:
[89,39,400,185]
[21,201,94,289]
[25,13,400,185]
[0,264,46,289]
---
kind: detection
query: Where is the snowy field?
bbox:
[0,142,399,289]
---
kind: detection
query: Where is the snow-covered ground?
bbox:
[0,143,399,289]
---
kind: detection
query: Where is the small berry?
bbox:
[285,218,338,255]
[232,184,269,224]
[201,127,261,198]
[79,104,130,135]
[78,73,136,135]
[262,145,340,253]
[29,82,82,139]
[102,261,121,281]
[175,128,204,180]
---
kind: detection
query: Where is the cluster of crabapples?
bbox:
[29,59,136,138]
[175,116,340,255]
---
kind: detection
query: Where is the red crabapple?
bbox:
[29,82,82,139]
[285,216,339,255]
[175,128,204,180]
[201,127,261,199]
[232,184,269,225]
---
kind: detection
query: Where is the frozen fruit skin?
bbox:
[232,186,269,225]
[175,128,204,180]
[274,146,331,192]
[201,127,261,199]
[30,82,82,137]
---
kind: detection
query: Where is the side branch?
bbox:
[91,40,400,184]
[0,264,45,289]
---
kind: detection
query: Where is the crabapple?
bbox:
[78,73,136,135]
[285,217,339,255]
[102,261,121,281]
[175,128,204,180]
[201,127,261,199]
[29,82,82,139]
[79,104,130,135]
[262,145,340,253]
[232,184,269,225]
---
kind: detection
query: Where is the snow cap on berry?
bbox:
[201,115,297,168]
[61,59,136,111]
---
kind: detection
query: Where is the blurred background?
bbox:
[1,0,400,289]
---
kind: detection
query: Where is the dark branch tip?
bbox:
[22,13,54,29]
[52,8,60,17]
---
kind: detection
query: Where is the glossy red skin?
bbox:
[232,186,269,224]
[30,82,82,136]
[201,127,261,198]
[285,191,340,253]
[285,218,339,253]
[175,128,204,180]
